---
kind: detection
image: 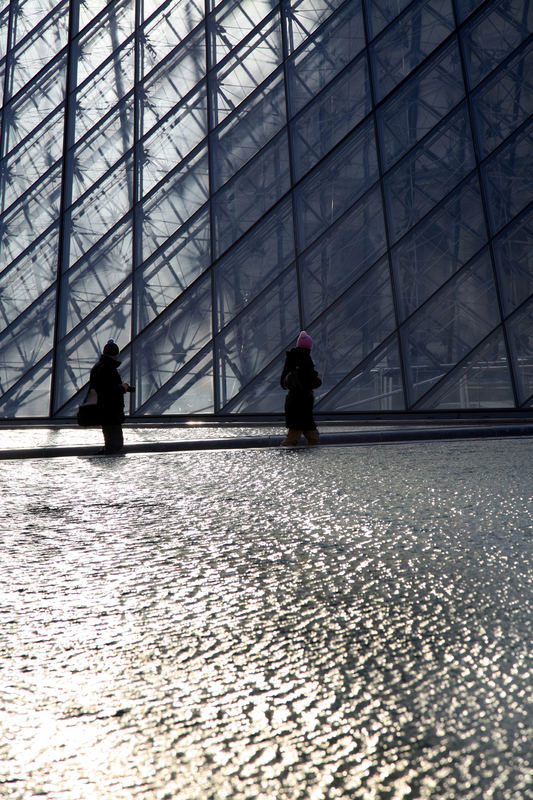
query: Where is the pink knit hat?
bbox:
[297,330,312,349]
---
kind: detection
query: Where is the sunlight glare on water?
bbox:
[0,438,532,799]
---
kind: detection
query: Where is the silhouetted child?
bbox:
[280,331,322,446]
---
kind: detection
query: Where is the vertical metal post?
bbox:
[130,0,144,409]
[362,0,410,411]
[50,0,79,417]
[280,0,302,335]
[206,0,220,412]
[0,0,17,212]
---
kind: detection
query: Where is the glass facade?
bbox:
[0,0,531,419]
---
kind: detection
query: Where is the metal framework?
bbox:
[0,0,532,419]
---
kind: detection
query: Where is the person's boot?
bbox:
[304,429,320,446]
[280,429,302,446]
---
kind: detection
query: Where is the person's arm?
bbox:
[311,369,322,389]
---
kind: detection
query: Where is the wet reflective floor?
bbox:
[1,436,532,799]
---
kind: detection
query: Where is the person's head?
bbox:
[103,339,120,358]
[296,330,312,350]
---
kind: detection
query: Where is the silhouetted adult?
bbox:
[90,339,131,454]
[280,331,322,446]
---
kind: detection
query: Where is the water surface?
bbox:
[1,438,532,799]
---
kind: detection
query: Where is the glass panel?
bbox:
[142,28,206,131]
[142,146,209,261]
[211,70,286,191]
[213,131,290,258]
[455,0,486,25]
[0,226,59,327]
[371,0,455,102]
[53,284,132,410]
[384,104,475,244]
[0,286,55,401]
[299,184,387,324]
[493,205,533,317]
[143,78,208,152]
[54,373,96,417]
[216,267,299,407]
[79,0,110,31]
[2,53,67,154]
[141,88,207,195]
[506,297,533,405]
[74,41,134,143]
[13,1,68,44]
[142,0,188,20]
[0,107,64,212]
[210,0,277,64]
[401,250,500,406]
[214,197,295,330]
[391,174,488,321]
[294,117,378,252]
[142,0,204,74]
[308,256,396,396]
[63,220,133,334]
[0,354,52,418]
[0,164,62,265]
[316,335,405,412]
[136,207,211,329]
[378,38,465,171]
[72,99,134,204]
[285,0,347,53]
[211,12,282,127]
[10,0,69,94]
[291,51,371,181]
[482,119,533,235]
[137,348,214,415]
[286,0,365,116]
[134,273,212,410]
[471,41,533,160]
[68,156,134,267]
[366,0,412,40]
[461,0,533,90]
[74,0,135,86]
[0,7,10,66]
[221,353,289,414]
[11,0,68,47]
[415,328,515,409]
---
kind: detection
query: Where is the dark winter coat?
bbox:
[280,347,322,430]
[89,355,126,426]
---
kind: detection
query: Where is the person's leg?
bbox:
[282,393,303,446]
[280,429,302,446]
[102,424,124,454]
[303,428,320,445]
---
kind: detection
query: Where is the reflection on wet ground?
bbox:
[0,423,287,449]
[1,437,532,799]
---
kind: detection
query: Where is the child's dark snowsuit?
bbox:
[280,333,321,446]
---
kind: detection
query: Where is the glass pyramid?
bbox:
[0,0,531,420]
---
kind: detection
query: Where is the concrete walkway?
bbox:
[1,423,533,459]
